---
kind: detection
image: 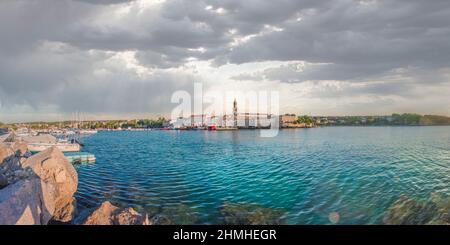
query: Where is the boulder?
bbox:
[83,201,149,225]
[83,201,119,225]
[115,207,149,225]
[10,140,28,157]
[53,197,77,223]
[22,147,78,222]
[0,173,7,189]
[0,143,21,172]
[2,165,36,187]
[0,144,14,166]
[0,178,52,225]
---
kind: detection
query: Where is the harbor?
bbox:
[1,127,97,164]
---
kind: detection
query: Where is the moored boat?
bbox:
[22,134,81,152]
[78,129,98,135]
[27,142,81,152]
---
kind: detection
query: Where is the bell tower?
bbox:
[233,98,238,128]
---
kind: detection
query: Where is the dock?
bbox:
[64,152,96,164]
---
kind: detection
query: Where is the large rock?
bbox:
[115,207,149,225]
[0,144,14,163]
[0,173,7,189]
[54,197,77,222]
[83,201,118,225]
[0,143,21,172]
[10,140,28,157]
[0,142,31,189]
[22,147,78,222]
[0,178,52,225]
[0,144,14,166]
[83,201,149,225]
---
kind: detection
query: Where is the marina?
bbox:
[22,134,81,153]
[4,128,97,164]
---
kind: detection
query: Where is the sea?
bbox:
[74,126,450,224]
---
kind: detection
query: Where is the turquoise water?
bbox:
[75,127,450,224]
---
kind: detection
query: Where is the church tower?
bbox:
[233,98,238,128]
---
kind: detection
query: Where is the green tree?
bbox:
[392,113,422,125]
[297,115,314,125]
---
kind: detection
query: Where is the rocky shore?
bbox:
[0,140,151,225]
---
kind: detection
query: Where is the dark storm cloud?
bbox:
[74,0,135,4]
[0,0,99,55]
[5,0,449,72]
[1,0,450,121]
[0,41,196,114]
[227,0,450,82]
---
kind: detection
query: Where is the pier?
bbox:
[64,152,96,164]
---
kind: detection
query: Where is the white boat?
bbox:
[16,127,31,137]
[27,142,81,152]
[78,129,98,135]
[22,134,81,152]
[65,130,76,135]
[50,130,64,136]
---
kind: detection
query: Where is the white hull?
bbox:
[28,143,81,152]
[79,130,98,135]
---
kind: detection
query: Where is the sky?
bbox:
[1,0,450,123]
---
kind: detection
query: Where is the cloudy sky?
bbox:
[1,0,450,122]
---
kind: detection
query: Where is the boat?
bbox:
[78,129,98,135]
[16,127,31,137]
[50,129,64,136]
[65,130,77,135]
[27,142,81,152]
[22,134,81,152]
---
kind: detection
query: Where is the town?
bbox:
[2,113,450,134]
[2,99,449,133]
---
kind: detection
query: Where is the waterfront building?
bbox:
[233,98,238,128]
[220,115,235,128]
[279,114,297,128]
[191,114,206,127]
[169,99,274,129]
[171,117,192,128]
